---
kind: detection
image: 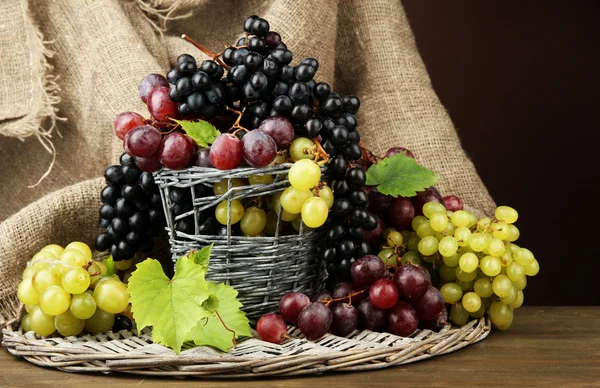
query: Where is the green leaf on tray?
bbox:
[365,152,439,198]
[173,119,220,148]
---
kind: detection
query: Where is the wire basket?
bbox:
[152,164,328,322]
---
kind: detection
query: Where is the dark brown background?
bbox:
[402,0,600,305]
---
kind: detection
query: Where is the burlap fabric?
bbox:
[0,0,495,326]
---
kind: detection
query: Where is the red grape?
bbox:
[332,282,354,305]
[351,255,389,287]
[369,279,398,310]
[330,303,358,337]
[258,115,295,148]
[209,134,243,170]
[393,264,431,300]
[279,292,310,323]
[356,298,387,331]
[362,214,384,242]
[114,112,145,140]
[421,307,448,332]
[411,285,444,320]
[158,132,194,169]
[367,189,392,215]
[297,302,333,340]
[385,147,415,159]
[386,197,414,230]
[412,187,443,216]
[134,155,162,172]
[256,313,288,344]
[311,291,333,303]
[138,74,169,103]
[443,195,464,211]
[387,301,418,337]
[242,130,277,167]
[147,86,179,121]
[125,125,162,157]
[193,148,213,167]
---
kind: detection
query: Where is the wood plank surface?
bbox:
[1,307,599,387]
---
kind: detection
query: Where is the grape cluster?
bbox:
[17,242,131,337]
[95,153,165,260]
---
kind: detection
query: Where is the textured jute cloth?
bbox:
[0,0,495,325]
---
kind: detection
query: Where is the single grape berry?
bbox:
[256,313,288,344]
[387,302,418,337]
[138,74,169,103]
[279,292,310,323]
[369,279,399,310]
[209,134,243,170]
[297,302,333,340]
[242,130,277,167]
[351,255,389,287]
[330,303,358,337]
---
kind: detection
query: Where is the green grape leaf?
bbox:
[173,119,220,148]
[127,257,212,354]
[365,152,439,197]
[188,282,251,352]
[187,244,213,274]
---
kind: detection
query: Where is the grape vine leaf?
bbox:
[187,243,213,274]
[365,152,439,197]
[173,119,220,148]
[127,257,212,354]
[188,282,252,352]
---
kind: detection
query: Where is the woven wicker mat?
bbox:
[2,315,490,378]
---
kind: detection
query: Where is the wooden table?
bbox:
[1,307,598,387]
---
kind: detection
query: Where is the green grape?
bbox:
[21,313,32,332]
[93,280,129,314]
[264,212,278,236]
[22,267,37,280]
[301,197,328,228]
[469,303,487,318]
[487,238,505,257]
[114,260,133,271]
[378,249,398,266]
[450,210,470,227]
[509,290,524,309]
[400,230,412,241]
[458,252,479,274]
[476,217,492,232]
[70,292,97,320]
[32,268,61,295]
[213,178,245,195]
[407,234,421,252]
[280,186,314,214]
[88,262,102,286]
[442,221,455,236]
[96,274,120,286]
[491,222,510,240]
[442,253,460,267]
[31,250,57,264]
[505,242,520,254]
[506,261,525,282]
[291,216,313,233]
[411,215,428,231]
[40,244,64,258]
[65,242,93,262]
[317,186,334,208]
[215,200,245,225]
[429,212,448,233]
[474,277,494,298]
[423,202,447,218]
[386,231,403,247]
[62,267,91,295]
[500,251,513,266]
[51,262,70,278]
[469,232,489,252]
[513,275,527,290]
[490,301,513,330]
[18,278,40,305]
[401,251,421,265]
[453,226,471,248]
[54,310,85,336]
[382,227,396,239]
[455,266,477,282]
[492,274,513,298]
[60,248,87,267]
[501,285,518,305]
[31,262,49,271]
[249,174,274,185]
[416,222,435,238]
[289,137,316,160]
[40,285,71,316]
[505,224,520,242]
[446,210,454,218]
[281,209,298,222]
[495,206,519,224]
[288,159,321,190]
[462,292,482,313]
[513,248,535,266]
[240,206,267,236]
[480,255,501,277]
[84,308,115,334]
[439,264,457,281]
[524,259,540,276]
[438,236,458,257]
[450,303,469,325]
[25,304,36,313]
[440,282,462,303]
[30,306,56,336]
[456,279,476,292]
[418,236,439,256]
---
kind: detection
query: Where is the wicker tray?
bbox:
[1,314,490,378]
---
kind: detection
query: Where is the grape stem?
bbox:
[311,137,330,164]
[215,310,237,348]
[226,106,250,134]
[359,140,379,164]
[181,34,230,70]
[321,290,365,307]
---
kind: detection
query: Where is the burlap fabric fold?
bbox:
[0,0,495,326]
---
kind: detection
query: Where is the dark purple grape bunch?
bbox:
[95,153,166,260]
[168,185,218,236]
[167,54,226,118]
